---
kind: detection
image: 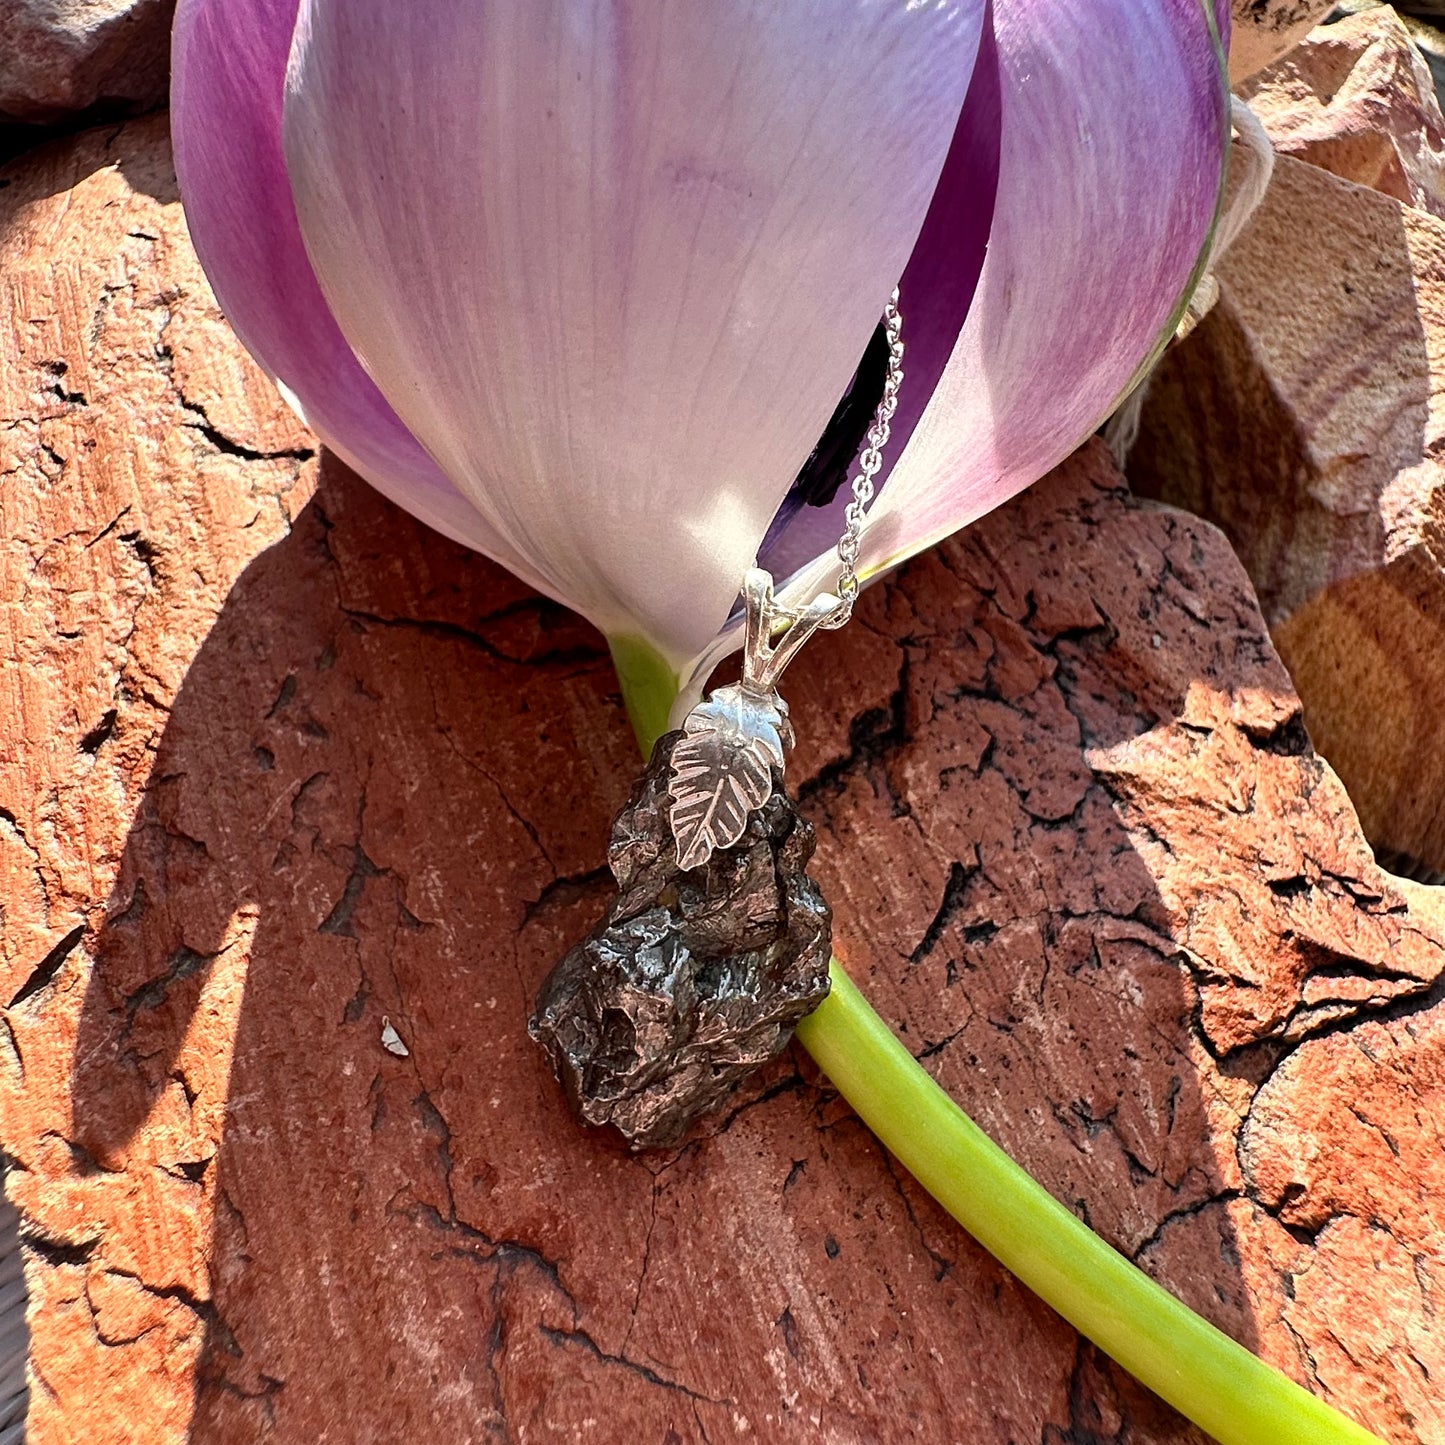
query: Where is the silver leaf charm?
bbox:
[666,569,840,872]
[668,684,788,870]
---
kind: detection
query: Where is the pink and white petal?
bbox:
[775,0,1228,614]
[171,0,549,588]
[283,0,986,667]
[758,13,1003,585]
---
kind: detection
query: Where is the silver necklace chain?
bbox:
[820,286,904,630]
[663,292,906,869]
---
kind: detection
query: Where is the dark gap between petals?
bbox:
[759,322,892,556]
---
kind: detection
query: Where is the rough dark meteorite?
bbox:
[529,729,832,1148]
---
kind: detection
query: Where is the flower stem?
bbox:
[608,643,1382,1445]
[608,634,681,756]
[795,965,1382,1445]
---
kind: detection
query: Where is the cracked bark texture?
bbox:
[3,116,1445,1445]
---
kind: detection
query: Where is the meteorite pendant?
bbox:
[531,288,905,1147]
[529,569,839,1148]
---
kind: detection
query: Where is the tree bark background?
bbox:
[3,116,1444,1445]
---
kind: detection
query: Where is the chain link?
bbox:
[819,287,904,630]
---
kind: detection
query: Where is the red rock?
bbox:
[1234,995,1445,1442]
[0,0,174,125]
[1127,152,1445,880]
[4,116,1443,1445]
[1230,0,1337,83]
[1242,6,1445,218]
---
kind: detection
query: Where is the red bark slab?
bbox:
[4,115,1444,1445]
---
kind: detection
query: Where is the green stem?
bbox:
[608,634,682,756]
[607,637,1382,1445]
[795,967,1381,1445]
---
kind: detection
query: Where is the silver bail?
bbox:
[740,568,839,698]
